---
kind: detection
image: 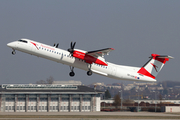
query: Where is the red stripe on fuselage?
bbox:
[73,50,107,66]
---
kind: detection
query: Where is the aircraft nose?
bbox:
[7,42,16,48]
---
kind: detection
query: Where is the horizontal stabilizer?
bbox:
[138,54,173,79]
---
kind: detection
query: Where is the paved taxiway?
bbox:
[0,112,179,120]
[0,111,179,116]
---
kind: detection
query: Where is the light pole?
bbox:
[104,90,106,109]
[153,91,156,112]
[119,90,123,109]
[136,87,139,112]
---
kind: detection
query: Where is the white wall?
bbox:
[96,97,101,111]
[163,106,180,112]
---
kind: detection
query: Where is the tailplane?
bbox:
[137,54,173,79]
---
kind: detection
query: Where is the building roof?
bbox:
[0,85,103,94]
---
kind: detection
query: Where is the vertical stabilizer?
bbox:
[137,54,173,79]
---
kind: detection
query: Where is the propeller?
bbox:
[67,42,76,55]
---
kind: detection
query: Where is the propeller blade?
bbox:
[71,42,73,49]
[72,42,76,49]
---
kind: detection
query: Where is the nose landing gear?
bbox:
[12,50,16,55]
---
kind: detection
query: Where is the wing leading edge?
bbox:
[86,48,115,57]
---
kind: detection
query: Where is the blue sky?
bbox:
[0,0,179,85]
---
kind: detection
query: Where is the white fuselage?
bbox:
[7,39,156,82]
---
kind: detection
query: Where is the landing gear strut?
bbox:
[69,66,75,77]
[86,63,93,76]
[12,50,16,55]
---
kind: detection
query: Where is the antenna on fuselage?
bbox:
[56,43,59,48]
[53,43,56,47]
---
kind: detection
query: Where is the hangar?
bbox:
[0,84,103,112]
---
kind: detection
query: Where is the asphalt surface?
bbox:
[0,111,179,116]
[0,112,179,120]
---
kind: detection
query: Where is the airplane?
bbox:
[7,39,173,82]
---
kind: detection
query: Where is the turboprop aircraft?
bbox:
[7,39,173,82]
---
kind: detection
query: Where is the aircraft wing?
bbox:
[86,48,114,57]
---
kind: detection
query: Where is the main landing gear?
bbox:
[86,63,92,76]
[69,66,75,77]
[12,49,16,55]
[69,64,93,77]
[87,70,92,76]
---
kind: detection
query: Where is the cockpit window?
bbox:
[18,40,28,43]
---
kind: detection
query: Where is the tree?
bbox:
[105,89,111,99]
[113,94,121,109]
[46,76,54,84]
[159,94,163,107]
[36,80,46,84]
[36,76,54,84]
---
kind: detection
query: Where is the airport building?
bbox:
[0,84,103,112]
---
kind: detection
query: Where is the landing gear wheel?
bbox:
[12,51,16,55]
[69,71,75,77]
[87,71,92,76]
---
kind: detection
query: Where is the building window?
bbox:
[12,106,15,110]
